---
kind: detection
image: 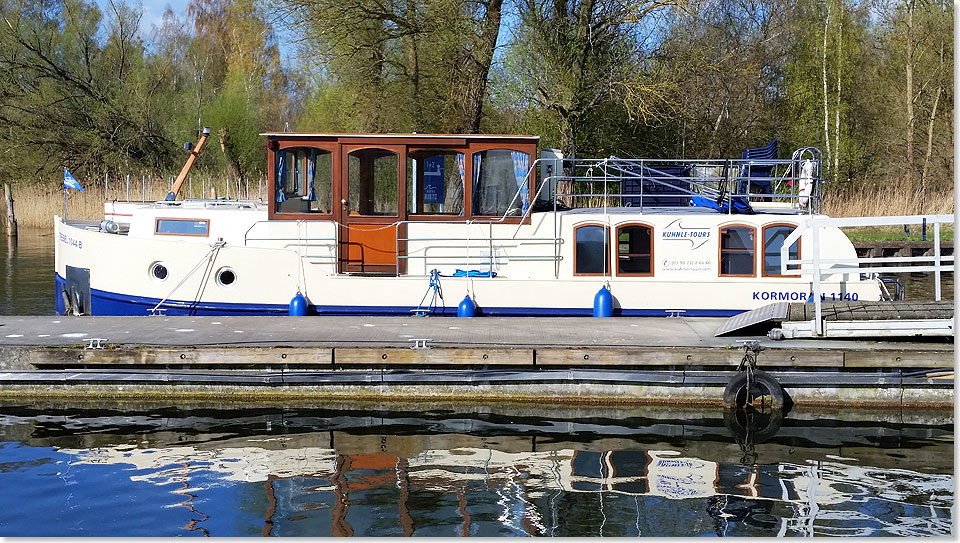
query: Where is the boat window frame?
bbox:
[154,217,210,237]
[614,222,654,277]
[761,222,801,278]
[267,140,339,221]
[344,145,404,219]
[404,146,469,220]
[718,223,756,277]
[467,142,536,224]
[573,223,612,277]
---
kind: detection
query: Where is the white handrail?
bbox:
[780,214,954,335]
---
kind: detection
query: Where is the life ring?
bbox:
[722,369,784,411]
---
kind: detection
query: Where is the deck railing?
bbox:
[781,214,954,335]
[243,220,338,264]
[543,148,824,214]
[396,220,560,276]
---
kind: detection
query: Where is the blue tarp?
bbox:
[450,269,496,278]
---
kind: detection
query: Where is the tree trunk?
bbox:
[921,42,944,188]
[449,0,503,133]
[4,183,16,238]
[821,1,832,174]
[904,0,915,187]
[833,4,842,183]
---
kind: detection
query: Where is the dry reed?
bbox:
[6,174,953,231]
[822,185,954,217]
[8,174,267,230]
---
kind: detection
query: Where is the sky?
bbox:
[94,0,297,63]
[94,0,191,36]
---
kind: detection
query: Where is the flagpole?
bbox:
[63,187,67,221]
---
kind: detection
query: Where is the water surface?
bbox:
[0,403,951,537]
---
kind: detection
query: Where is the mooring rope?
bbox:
[149,240,226,314]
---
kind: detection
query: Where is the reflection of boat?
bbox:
[55,133,885,316]
[55,442,952,537]
[7,404,950,536]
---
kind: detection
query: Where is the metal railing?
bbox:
[780,214,954,335]
[396,220,560,276]
[243,220,338,263]
[543,150,824,214]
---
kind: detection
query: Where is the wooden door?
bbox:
[337,145,406,275]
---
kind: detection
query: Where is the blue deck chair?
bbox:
[739,139,778,196]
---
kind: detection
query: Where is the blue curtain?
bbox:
[472,153,482,199]
[308,149,317,201]
[511,151,530,214]
[275,151,287,203]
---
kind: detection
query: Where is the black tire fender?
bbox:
[722,369,784,411]
[723,407,784,443]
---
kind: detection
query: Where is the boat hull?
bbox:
[54,212,882,318]
[55,273,744,317]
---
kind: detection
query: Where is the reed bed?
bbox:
[6,173,953,232]
[8,173,268,230]
[822,184,955,217]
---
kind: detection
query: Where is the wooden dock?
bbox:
[853,241,955,260]
[0,315,952,408]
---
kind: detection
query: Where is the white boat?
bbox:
[54,132,884,317]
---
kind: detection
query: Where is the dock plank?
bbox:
[843,350,953,368]
[334,347,534,365]
[30,347,334,366]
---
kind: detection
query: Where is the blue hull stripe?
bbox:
[55,274,742,317]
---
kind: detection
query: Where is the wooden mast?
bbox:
[165,127,211,201]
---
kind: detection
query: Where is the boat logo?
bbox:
[661,219,710,249]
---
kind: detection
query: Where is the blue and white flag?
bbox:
[63,168,84,191]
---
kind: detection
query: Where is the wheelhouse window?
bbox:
[616,224,653,275]
[574,224,610,275]
[155,218,209,236]
[407,150,465,215]
[275,147,333,214]
[472,149,530,217]
[763,223,799,276]
[348,148,399,216]
[719,225,756,276]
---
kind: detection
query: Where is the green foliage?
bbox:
[0,0,951,202]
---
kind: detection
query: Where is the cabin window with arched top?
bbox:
[574,224,610,276]
[719,225,756,276]
[616,224,653,276]
[762,223,800,277]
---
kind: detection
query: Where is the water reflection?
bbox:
[0,229,56,315]
[0,403,951,537]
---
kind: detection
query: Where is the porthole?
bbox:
[150,262,168,281]
[216,267,237,288]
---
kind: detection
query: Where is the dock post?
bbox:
[4,183,16,239]
[933,221,941,301]
[812,225,822,335]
